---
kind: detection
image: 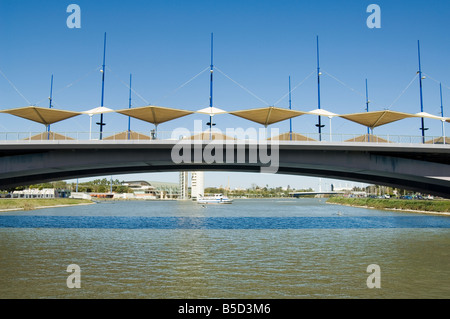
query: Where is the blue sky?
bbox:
[1,0,449,189]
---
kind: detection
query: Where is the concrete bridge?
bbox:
[289,191,343,197]
[0,140,449,198]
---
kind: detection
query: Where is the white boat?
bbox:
[197,193,233,204]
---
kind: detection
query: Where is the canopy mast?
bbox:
[440,82,446,142]
[365,79,371,140]
[207,33,214,139]
[98,32,107,140]
[315,36,324,141]
[417,40,427,143]
[289,75,292,140]
[47,74,53,139]
[128,73,132,140]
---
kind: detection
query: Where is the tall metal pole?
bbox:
[289,75,292,140]
[47,74,53,139]
[48,75,53,111]
[440,82,446,142]
[98,32,107,140]
[128,73,132,140]
[365,78,370,140]
[417,40,427,143]
[315,36,324,141]
[208,33,214,139]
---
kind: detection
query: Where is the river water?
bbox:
[0,198,449,299]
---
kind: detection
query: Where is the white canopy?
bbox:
[82,107,115,139]
[307,108,338,140]
[196,107,227,116]
[414,112,446,121]
[82,107,115,115]
[308,108,338,118]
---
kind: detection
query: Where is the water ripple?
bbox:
[1,215,449,229]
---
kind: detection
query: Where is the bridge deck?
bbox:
[0,140,449,197]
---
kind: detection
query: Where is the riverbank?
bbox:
[0,198,94,212]
[326,197,450,215]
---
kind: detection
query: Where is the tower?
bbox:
[191,171,204,200]
[179,171,188,200]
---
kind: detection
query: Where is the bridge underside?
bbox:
[0,141,449,198]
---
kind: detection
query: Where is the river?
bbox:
[0,198,449,299]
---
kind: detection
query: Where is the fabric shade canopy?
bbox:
[425,136,450,144]
[186,131,236,140]
[307,108,338,140]
[23,131,75,141]
[0,106,81,125]
[82,106,115,115]
[308,108,338,117]
[196,107,227,116]
[82,106,115,139]
[339,110,415,129]
[103,131,151,140]
[116,105,194,125]
[344,134,391,143]
[229,106,307,127]
[414,112,446,121]
[268,132,317,141]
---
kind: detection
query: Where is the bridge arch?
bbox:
[0,141,449,198]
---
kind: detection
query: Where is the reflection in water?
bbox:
[0,199,449,298]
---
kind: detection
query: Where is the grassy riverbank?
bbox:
[0,198,93,211]
[327,197,450,214]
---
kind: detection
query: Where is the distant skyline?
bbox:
[1,0,449,190]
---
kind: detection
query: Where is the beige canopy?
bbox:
[0,106,81,125]
[229,106,307,127]
[23,131,75,141]
[186,131,236,141]
[339,110,415,129]
[268,132,317,141]
[104,131,151,140]
[116,105,194,126]
[344,134,391,143]
[425,136,450,144]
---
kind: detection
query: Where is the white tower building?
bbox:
[179,171,189,200]
[190,171,204,200]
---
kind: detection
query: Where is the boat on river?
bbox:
[197,193,233,204]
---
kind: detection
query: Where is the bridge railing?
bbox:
[0,131,447,145]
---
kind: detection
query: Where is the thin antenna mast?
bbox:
[417,40,427,143]
[315,36,324,141]
[289,75,292,140]
[128,74,132,140]
[365,78,370,140]
[440,82,446,141]
[207,33,215,139]
[97,32,107,140]
[47,74,53,139]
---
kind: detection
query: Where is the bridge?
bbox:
[0,139,449,198]
[289,191,343,197]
